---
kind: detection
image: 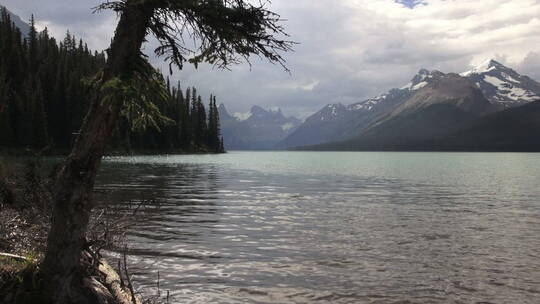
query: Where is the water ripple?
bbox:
[97,152,540,303]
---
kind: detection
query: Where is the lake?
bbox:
[96,152,540,303]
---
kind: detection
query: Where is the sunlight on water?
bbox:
[97,152,540,303]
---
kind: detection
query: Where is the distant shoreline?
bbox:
[0,148,226,158]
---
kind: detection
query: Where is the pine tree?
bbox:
[190,87,199,146]
[31,78,49,148]
[213,97,222,151]
[0,72,14,145]
[183,87,192,147]
[207,95,215,147]
[196,95,207,146]
[15,89,33,147]
[27,15,38,71]
[0,11,225,153]
[0,103,13,145]
[220,136,225,153]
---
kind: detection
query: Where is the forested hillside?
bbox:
[0,9,224,154]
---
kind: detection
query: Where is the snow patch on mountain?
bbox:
[401,69,440,91]
[318,104,347,121]
[461,59,540,106]
[281,123,295,132]
[411,81,428,90]
[484,75,505,88]
[460,59,497,77]
[219,104,302,150]
[498,87,538,102]
[233,112,252,121]
[309,61,538,128]
[350,69,441,114]
[350,96,385,111]
[329,104,338,116]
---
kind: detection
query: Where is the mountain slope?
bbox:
[299,100,540,152]
[342,73,495,149]
[1,6,30,35]
[283,60,540,151]
[275,103,361,148]
[422,100,540,151]
[300,104,478,151]
[390,73,496,117]
[278,69,440,148]
[218,104,301,150]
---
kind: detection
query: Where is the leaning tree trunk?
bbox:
[41,2,154,302]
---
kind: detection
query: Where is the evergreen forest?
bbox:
[0,9,224,154]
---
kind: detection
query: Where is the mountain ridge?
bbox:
[0,5,31,36]
[218,104,301,150]
[299,100,540,152]
[280,60,540,150]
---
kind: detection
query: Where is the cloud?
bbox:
[1,0,116,50]
[516,52,540,81]
[2,0,539,118]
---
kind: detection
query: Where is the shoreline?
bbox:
[0,148,227,158]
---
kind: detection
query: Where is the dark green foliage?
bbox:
[123,84,224,152]
[0,72,14,145]
[207,96,224,152]
[0,10,223,154]
[0,9,106,150]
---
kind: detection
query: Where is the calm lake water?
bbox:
[96,152,540,304]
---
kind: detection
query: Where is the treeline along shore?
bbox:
[0,9,225,156]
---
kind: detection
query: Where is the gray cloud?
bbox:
[1,0,116,51]
[2,0,540,119]
[516,52,540,81]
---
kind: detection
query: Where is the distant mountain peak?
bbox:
[218,103,227,111]
[460,59,540,106]
[233,111,252,121]
[250,105,265,112]
[219,103,302,150]
[231,105,290,123]
[402,68,443,91]
[460,59,506,77]
[271,107,283,115]
[249,105,285,119]
[416,68,431,76]
[217,103,236,121]
[310,103,351,122]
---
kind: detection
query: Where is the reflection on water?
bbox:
[96,152,540,303]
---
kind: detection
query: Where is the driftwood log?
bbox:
[95,258,141,304]
[0,253,32,261]
[1,253,141,304]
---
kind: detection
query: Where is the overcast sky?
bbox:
[3,0,540,118]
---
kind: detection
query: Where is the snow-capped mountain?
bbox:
[218,104,301,150]
[300,100,540,152]
[308,103,352,122]
[278,69,443,148]
[280,60,540,149]
[390,72,495,117]
[348,69,444,114]
[461,59,540,108]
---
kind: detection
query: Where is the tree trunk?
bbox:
[41,2,154,302]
